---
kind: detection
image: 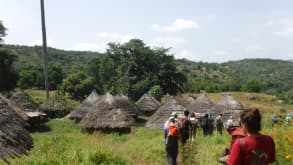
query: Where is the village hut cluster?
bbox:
[66,90,244,133]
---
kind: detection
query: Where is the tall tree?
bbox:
[0,21,6,45]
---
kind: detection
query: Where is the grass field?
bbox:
[2,91,293,165]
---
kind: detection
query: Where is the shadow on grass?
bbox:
[31,124,52,133]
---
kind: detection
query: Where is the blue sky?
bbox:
[1,0,293,63]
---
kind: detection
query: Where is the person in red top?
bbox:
[228,108,275,165]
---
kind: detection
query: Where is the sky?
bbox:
[1,0,293,63]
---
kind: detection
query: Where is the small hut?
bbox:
[145,97,186,129]
[0,97,33,162]
[187,93,214,113]
[66,90,99,123]
[211,93,245,120]
[136,93,160,115]
[79,93,139,133]
[9,90,39,112]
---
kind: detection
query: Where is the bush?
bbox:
[89,149,127,165]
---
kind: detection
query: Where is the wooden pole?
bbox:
[40,0,49,100]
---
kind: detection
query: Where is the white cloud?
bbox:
[175,49,195,59]
[212,50,230,55]
[30,39,56,47]
[245,45,265,54]
[150,18,199,32]
[98,32,135,43]
[274,18,293,37]
[150,37,186,48]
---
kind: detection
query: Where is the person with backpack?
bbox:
[180,110,192,145]
[208,113,214,135]
[201,113,210,136]
[215,114,224,135]
[165,117,180,165]
[189,112,199,141]
[227,108,275,165]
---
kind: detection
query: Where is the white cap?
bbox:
[171,112,177,116]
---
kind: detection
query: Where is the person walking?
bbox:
[227,108,275,165]
[180,110,192,145]
[165,117,180,165]
[215,114,224,135]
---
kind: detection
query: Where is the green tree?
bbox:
[149,85,163,101]
[0,21,6,44]
[17,69,43,89]
[0,48,18,91]
[62,72,95,100]
[241,79,264,92]
[49,65,64,90]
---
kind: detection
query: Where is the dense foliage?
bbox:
[1,36,293,103]
[71,39,187,100]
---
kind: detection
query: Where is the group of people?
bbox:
[164,108,276,165]
[271,113,292,126]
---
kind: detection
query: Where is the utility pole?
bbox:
[40,0,49,100]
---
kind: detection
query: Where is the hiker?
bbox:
[208,113,214,135]
[271,115,278,126]
[165,117,180,165]
[218,126,247,164]
[201,114,210,136]
[215,114,224,134]
[227,108,276,165]
[285,113,291,125]
[189,112,199,141]
[180,110,192,145]
[226,116,233,129]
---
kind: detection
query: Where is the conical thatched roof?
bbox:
[175,94,195,110]
[9,90,38,112]
[79,93,138,132]
[145,97,186,129]
[187,93,214,113]
[0,94,28,121]
[211,93,245,120]
[211,93,244,111]
[0,97,33,161]
[136,94,160,115]
[66,90,99,122]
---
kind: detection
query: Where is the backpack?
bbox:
[168,124,179,136]
[180,118,190,136]
[201,118,209,129]
[239,138,269,165]
[215,116,223,125]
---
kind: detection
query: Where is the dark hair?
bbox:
[184,110,189,117]
[240,108,262,134]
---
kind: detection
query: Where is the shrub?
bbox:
[89,149,127,165]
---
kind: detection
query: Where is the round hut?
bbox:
[145,96,186,129]
[136,93,160,115]
[211,93,245,121]
[9,90,39,112]
[79,93,139,133]
[0,97,33,162]
[66,90,99,123]
[187,93,214,113]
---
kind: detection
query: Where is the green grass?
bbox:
[2,90,293,165]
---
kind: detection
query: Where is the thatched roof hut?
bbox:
[211,93,245,120]
[0,94,29,122]
[79,93,139,133]
[9,90,38,112]
[187,93,214,113]
[0,97,33,161]
[136,94,160,115]
[66,90,99,122]
[145,97,186,129]
[175,94,195,110]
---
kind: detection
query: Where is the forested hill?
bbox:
[3,44,293,103]
[3,44,102,73]
[176,58,293,103]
